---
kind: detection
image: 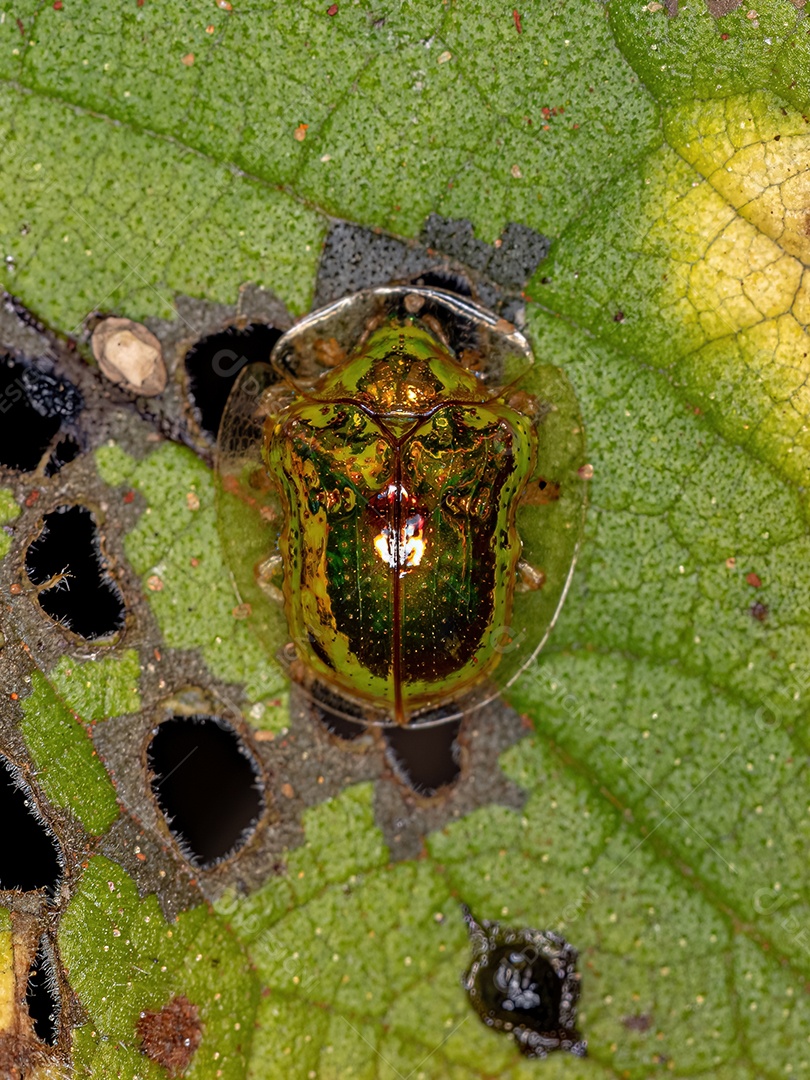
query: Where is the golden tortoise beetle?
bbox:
[216,286,586,727]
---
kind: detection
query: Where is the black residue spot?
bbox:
[384,718,461,795]
[44,434,81,477]
[25,506,125,639]
[0,757,61,894]
[184,323,280,439]
[462,908,586,1059]
[26,938,60,1045]
[613,311,625,323]
[0,355,82,472]
[422,215,492,273]
[147,716,264,867]
[422,216,551,290]
[314,222,437,307]
[487,223,552,290]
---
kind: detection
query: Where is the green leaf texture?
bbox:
[1,0,810,1076]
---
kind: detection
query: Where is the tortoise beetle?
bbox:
[217,287,586,727]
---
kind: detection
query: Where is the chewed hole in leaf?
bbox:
[383,718,462,795]
[184,322,281,439]
[462,908,586,1060]
[25,505,125,639]
[0,356,81,472]
[147,715,264,867]
[43,434,81,477]
[25,937,60,1045]
[0,757,61,894]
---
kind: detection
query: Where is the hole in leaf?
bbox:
[147,716,264,866]
[43,434,81,477]
[0,356,82,472]
[0,757,61,894]
[25,506,125,639]
[383,718,461,795]
[184,323,281,439]
[25,938,60,1045]
[463,908,586,1059]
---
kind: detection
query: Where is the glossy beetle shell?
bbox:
[217,287,586,727]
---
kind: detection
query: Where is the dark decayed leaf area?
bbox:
[1,0,810,1076]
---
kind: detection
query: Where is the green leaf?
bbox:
[0,486,19,560]
[95,441,288,725]
[48,649,141,721]
[59,855,259,1079]
[20,658,130,835]
[3,0,810,1077]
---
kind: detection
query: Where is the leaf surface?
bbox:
[1,1,809,1077]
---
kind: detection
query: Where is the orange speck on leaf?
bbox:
[512,8,522,32]
[746,572,762,588]
[182,52,195,66]
[293,123,308,141]
[327,3,338,13]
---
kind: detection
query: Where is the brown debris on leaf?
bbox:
[0,1032,46,1080]
[750,601,768,622]
[137,994,202,1078]
[521,476,561,505]
[91,316,167,396]
[622,1012,653,1031]
[705,0,744,14]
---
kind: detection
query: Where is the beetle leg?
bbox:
[516,560,546,592]
[257,553,284,604]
